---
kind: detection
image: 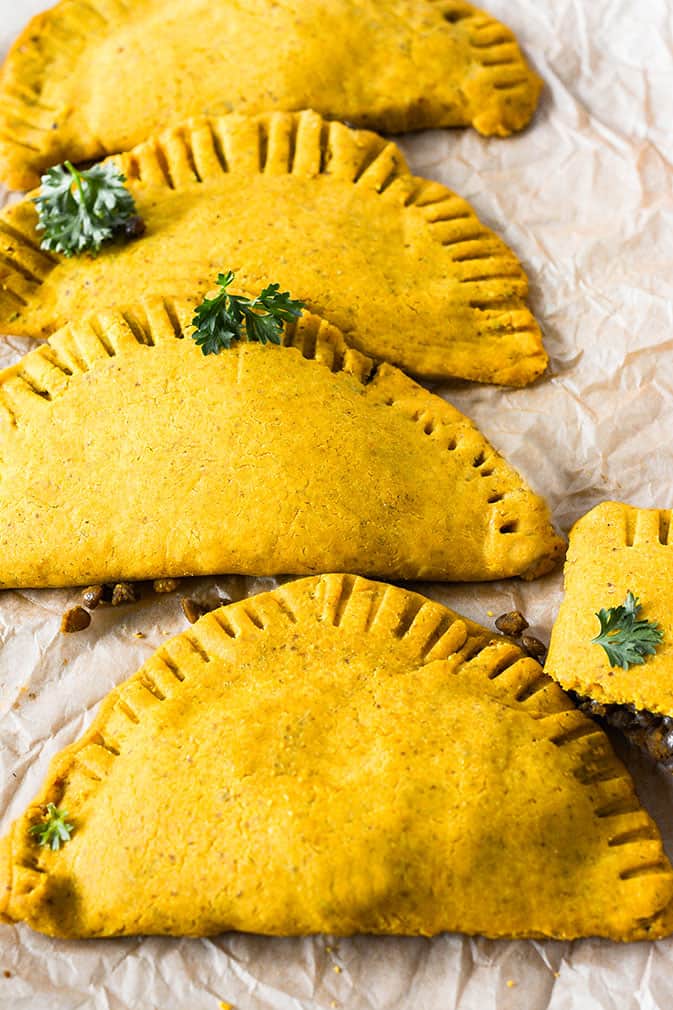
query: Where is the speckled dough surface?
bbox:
[0,111,547,385]
[0,0,542,190]
[0,298,562,587]
[546,502,673,715]
[1,575,670,941]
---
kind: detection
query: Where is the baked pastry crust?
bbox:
[0,111,547,386]
[546,501,673,714]
[0,0,542,191]
[1,575,670,941]
[0,297,562,586]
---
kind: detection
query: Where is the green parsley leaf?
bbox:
[29,803,74,850]
[592,591,663,669]
[34,161,141,257]
[191,271,304,355]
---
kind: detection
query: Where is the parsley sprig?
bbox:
[191,271,304,355]
[34,161,142,257]
[29,803,74,850]
[592,591,663,669]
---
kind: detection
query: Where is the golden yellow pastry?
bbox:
[0,110,547,385]
[1,575,670,941]
[546,501,673,712]
[0,298,562,587]
[0,0,542,191]
[546,502,673,765]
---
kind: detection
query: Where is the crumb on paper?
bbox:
[134,631,145,638]
[218,1002,233,1010]
[111,582,137,607]
[333,964,342,973]
[60,606,91,634]
[521,634,547,660]
[495,611,529,637]
[487,610,494,617]
[81,585,104,610]
[506,979,517,988]
[182,596,206,624]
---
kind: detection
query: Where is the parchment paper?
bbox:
[2,1,673,1006]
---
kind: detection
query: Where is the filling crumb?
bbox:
[571,692,673,770]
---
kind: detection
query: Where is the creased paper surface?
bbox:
[1,1,673,1007]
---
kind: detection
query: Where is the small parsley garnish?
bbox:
[34,160,142,257]
[191,271,304,355]
[29,803,74,850]
[592,591,663,669]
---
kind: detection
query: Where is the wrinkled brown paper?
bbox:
[2,1,673,1006]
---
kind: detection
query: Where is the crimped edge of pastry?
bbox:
[0,295,563,583]
[0,0,542,190]
[1,574,671,940]
[0,109,548,386]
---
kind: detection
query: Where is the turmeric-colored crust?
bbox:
[0,575,670,941]
[0,0,542,191]
[546,501,673,715]
[0,298,562,587]
[0,110,547,385]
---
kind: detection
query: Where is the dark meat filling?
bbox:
[571,692,673,770]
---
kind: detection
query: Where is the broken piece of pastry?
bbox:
[0,0,542,190]
[0,298,562,586]
[546,501,673,768]
[1,575,670,941]
[0,110,547,385]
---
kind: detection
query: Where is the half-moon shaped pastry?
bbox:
[0,110,547,385]
[1,575,671,941]
[0,0,542,191]
[546,501,673,768]
[0,298,562,586]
